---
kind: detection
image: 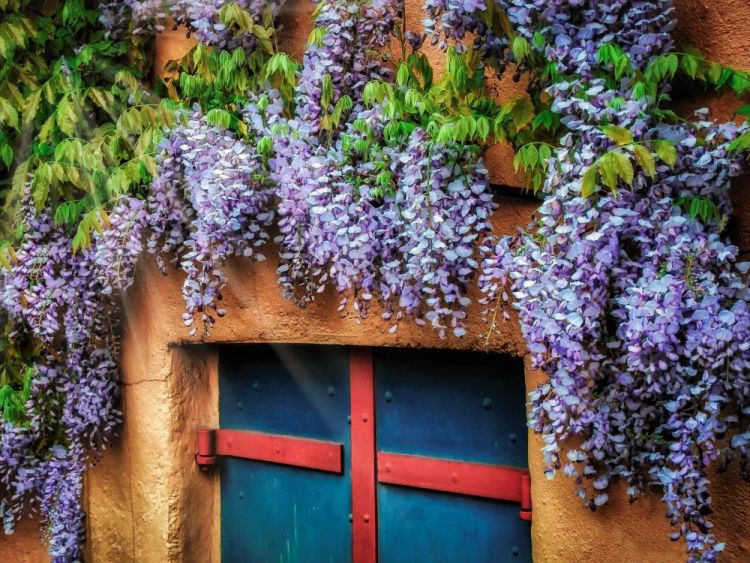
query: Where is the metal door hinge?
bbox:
[195,428,218,470]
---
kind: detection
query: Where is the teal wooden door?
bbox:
[210,345,531,563]
[220,345,352,562]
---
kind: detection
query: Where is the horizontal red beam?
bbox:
[377,452,530,505]
[196,428,343,474]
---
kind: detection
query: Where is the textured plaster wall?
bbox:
[3,0,750,561]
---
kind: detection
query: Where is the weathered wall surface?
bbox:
[3,0,750,561]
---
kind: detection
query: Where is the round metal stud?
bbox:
[237,401,243,411]
[482,397,493,410]
[511,546,520,557]
[252,382,259,391]
[384,391,393,403]
[509,433,519,444]
[328,386,335,397]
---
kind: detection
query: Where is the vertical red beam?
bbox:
[350,347,377,563]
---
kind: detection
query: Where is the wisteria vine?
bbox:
[478,1,750,561]
[1,0,749,561]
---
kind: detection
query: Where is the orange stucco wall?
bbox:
[2,0,750,561]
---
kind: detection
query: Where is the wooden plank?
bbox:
[350,347,377,563]
[212,429,343,473]
[377,451,529,503]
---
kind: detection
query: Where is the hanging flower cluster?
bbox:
[0,196,144,560]
[479,1,750,560]
[254,97,495,334]
[250,0,496,336]
[101,0,288,49]
[147,110,275,334]
[144,0,496,337]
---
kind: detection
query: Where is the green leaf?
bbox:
[0,143,12,167]
[205,108,233,130]
[0,97,19,129]
[598,152,619,191]
[653,140,677,166]
[681,53,700,79]
[666,53,679,77]
[512,36,530,63]
[728,131,750,152]
[612,151,634,186]
[521,144,538,169]
[307,27,325,47]
[23,89,42,126]
[538,143,552,165]
[513,149,523,173]
[38,113,56,142]
[476,116,490,141]
[601,125,633,146]
[532,31,545,49]
[730,71,750,94]
[56,96,77,137]
[632,145,656,178]
[581,166,598,198]
[397,63,410,86]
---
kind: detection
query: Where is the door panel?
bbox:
[220,345,352,563]
[220,345,351,441]
[222,460,351,563]
[377,486,531,563]
[374,348,532,563]
[374,348,528,467]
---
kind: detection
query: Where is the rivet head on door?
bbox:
[362,413,368,422]
[482,397,493,410]
[509,433,519,444]
[363,514,370,523]
[511,546,520,557]
[328,386,335,397]
[252,382,259,391]
[384,391,393,402]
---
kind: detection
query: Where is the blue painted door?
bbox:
[220,345,352,562]
[374,348,531,563]
[218,345,530,563]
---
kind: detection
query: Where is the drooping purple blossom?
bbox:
[479,2,750,560]
[100,0,288,50]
